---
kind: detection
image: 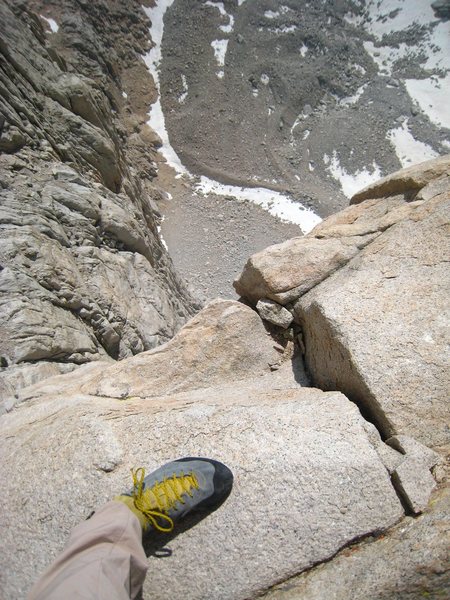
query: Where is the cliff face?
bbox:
[0,0,198,398]
[0,2,449,600]
[0,159,448,599]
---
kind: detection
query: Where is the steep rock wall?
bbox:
[0,0,198,399]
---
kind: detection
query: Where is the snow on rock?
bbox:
[204,1,234,33]
[195,177,321,234]
[339,83,368,107]
[269,25,297,34]
[327,150,382,198]
[40,15,59,33]
[387,119,438,168]
[178,74,188,103]
[405,75,450,130]
[363,40,413,77]
[142,0,321,231]
[347,0,450,111]
[142,1,188,175]
[211,39,229,67]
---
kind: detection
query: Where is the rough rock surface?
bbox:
[1,3,448,599]
[256,298,293,329]
[295,193,449,447]
[262,485,450,600]
[350,155,450,204]
[235,158,450,448]
[83,299,296,400]
[234,235,373,305]
[387,436,441,515]
[0,0,197,398]
[0,307,404,600]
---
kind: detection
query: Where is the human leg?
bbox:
[28,457,233,600]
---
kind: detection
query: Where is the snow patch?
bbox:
[205,1,234,33]
[405,76,450,130]
[122,91,128,99]
[387,118,438,167]
[363,40,413,76]
[143,1,188,175]
[205,1,227,17]
[270,25,297,34]
[265,10,279,19]
[300,44,308,58]
[260,73,270,85]
[339,83,368,106]
[290,115,302,135]
[327,151,382,198]
[347,0,450,133]
[147,99,188,174]
[211,39,228,67]
[195,177,321,234]
[40,15,59,33]
[352,63,366,75]
[358,0,438,39]
[178,74,188,103]
[157,223,169,251]
[143,1,175,84]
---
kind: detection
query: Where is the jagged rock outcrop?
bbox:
[1,300,406,600]
[0,1,198,399]
[235,156,450,448]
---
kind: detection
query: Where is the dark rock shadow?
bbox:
[142,486,232,559]
[290,349,311,386]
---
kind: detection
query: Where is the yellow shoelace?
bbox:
[131,467,200,533]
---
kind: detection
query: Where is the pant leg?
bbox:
[28,501,148,600]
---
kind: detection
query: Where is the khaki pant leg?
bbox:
[28,501,148,600]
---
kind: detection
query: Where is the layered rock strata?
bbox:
[0,1,197,399]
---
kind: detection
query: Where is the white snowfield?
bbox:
[337,0,450,196]
[195,177,322,234]
[349,0,450,129]
[405,76,450,130]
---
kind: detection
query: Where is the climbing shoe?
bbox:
[115,457,233,533]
